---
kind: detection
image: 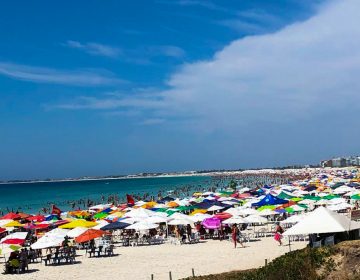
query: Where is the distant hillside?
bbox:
[183,240,360,280]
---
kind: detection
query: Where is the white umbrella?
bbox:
[244,215,267,224]
[207,205,224,212]
[188,213,212,222]
[258,209,277,216]
[125,222,158,230]
[45,228,69,238]
[66,227,88,238]
[222,216,247,224]
[31,236,65,249]
[238,208,258,216]
[145,216,170,224]
[125,208,155,219]
[168,218,193,225]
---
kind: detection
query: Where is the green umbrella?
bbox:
[277,192,295,200]
[303,195,321,201]
[351,194,360,200]
[257,205,276,211]
[93,212,109,219]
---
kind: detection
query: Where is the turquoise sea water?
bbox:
[0,176,211,213]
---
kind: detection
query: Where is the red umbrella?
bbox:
[75,229,105,243]
[0,227,6,234]
[0,212,21,220]
[27,215,45,222]
[214,212,232,220]
[1,238,25,245]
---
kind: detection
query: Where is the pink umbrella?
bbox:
[201,217,221,229]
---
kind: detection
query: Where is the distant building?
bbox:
[320,156,360,168]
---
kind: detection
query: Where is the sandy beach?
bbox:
[1,238,306,280]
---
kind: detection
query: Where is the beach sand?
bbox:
[2,238,306,280]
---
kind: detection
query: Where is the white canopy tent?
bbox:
[284,207,360,236]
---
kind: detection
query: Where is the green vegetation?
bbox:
[183,241,360,280]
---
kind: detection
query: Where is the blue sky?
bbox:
[1,0,359,180]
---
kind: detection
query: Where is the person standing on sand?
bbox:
[232,224,243,248]
[274,222,284,246]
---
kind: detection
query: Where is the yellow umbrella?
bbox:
[142,201,157,209]
[111,212,124,218]
[193,192,202,197]
[3,221,23,227]
[167,201,179,208]
[190,209,207,215]
[59,219,97,229]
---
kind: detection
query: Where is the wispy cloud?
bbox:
[158,0,234,14]
[65,40,122,58]
[56,0,360,130]
[53,94,165,110]
[147,45,186,58]
[0,62,125,86]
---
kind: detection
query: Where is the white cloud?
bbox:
[0,62,125,86]
[57,0,360,131]
[65,40,121,58]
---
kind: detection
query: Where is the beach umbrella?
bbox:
[258,209,277,216]
[101,222,131,231]
[3,221,23,227]
[45,228,70,238]
[0,228,5,234]
[0,244,22,256]
[206,205,224,212]
[125,222,158,230]
[168,218,192,225]
[222,216,247,224]
[351,194,360,200]
[31,235,65,249]
[244,215,267,224]
[75,229,105,243]
[189,213,212,222]
[0,213,21,220]
[26,215,45,222]
[66,227,88,238]
[238,208,258,216]
[145,216,170,224]
[59,219,98,229]
[126,208,155,219]
[202,217,221,229]
[213,212,232,220]
[1,232,27,246]
[0,220,13,227]
[93,212,109,220]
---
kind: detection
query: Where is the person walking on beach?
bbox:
[274,222,284,246]
[232,224,238,248]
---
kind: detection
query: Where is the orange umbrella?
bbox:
[75,229,105,243]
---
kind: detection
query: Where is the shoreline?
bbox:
[0,167,317,186]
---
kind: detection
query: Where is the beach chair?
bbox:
[324,236,335,246]
[105,245,114,256]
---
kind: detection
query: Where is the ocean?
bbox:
[0,176,212,213]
